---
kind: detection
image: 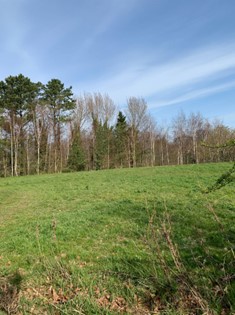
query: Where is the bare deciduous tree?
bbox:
[126,97,148,167]
[172,112,187,165]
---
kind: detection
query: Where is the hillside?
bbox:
[0,163,234,314]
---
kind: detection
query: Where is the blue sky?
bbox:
[0,0,235,127]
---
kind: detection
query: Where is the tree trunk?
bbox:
[26,134,30,175]
[10,119,14,177]
[53,114,57,173]
[150,132,155,167]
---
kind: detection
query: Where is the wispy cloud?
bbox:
[149,81,235,108]
[77,42,235,107]
[79,0,137,51]
[1,0,235,125]
[0,0,139,82]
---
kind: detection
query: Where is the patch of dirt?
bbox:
[0,272,22,314]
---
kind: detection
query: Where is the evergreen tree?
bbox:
[114,111,128,167]
[67,130,86,171]
[0,74,39,176]
[43,79,75,172]
[93,119,110,170]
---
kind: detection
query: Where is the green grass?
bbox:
[0,163,234,314]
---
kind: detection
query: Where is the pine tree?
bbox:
[0,74,39,176]
[43,79,75,172]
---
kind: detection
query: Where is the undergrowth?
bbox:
[142,206,234,314]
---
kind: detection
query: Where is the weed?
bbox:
[143,205,234,314]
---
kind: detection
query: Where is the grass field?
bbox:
[0,163,234,314]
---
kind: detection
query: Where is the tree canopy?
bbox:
[0,74,234,177]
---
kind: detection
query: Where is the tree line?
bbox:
[0,74,234,177]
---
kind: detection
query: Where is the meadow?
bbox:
[0,163,234,314]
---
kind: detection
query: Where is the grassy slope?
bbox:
[0,163,234,314]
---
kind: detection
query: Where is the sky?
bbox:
[0,0,235,127]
